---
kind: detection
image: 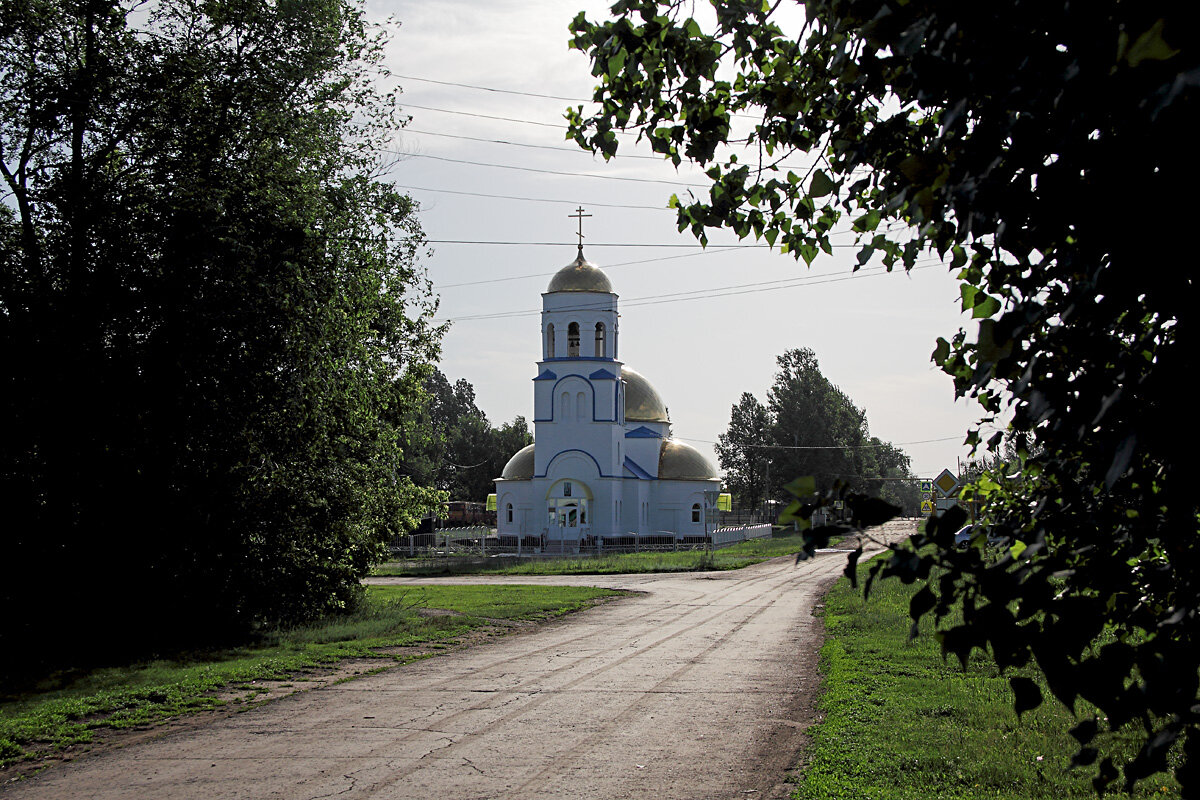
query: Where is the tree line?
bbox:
[716,348,921,516]
[1,0,445,681]
[402,369,532,506]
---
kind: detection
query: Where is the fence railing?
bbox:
[386,522,775,562]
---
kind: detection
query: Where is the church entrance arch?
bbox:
[545,479,592,553]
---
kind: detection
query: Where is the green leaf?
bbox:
[809,169,836,198]
[972,294,1000,319]
[606,49,627,78]
[1010,676,1043,717]
[852,209,881,232]
[1124,19,1180,67]
[931,337,951,365]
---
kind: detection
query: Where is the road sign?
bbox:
[934,469,960,497]
[920,499,935,514]
[919,479,933,494]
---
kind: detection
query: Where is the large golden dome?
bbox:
[546,253,613,294]
[658,440,719,480]
[622,366,669,423]
[499,443,535,480]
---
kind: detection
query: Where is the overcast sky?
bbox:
[366,0,986,482]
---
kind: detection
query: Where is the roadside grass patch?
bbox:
[373,532,817,577]
[794,561,1180,799]
[0,584,621,771]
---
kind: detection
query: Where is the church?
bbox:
[494,246,722,552]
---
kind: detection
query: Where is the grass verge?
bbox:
[792,560,1179,799]
[372,533,821,577]
[0,584,622,771]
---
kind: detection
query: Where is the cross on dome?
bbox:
[568,206,591,256]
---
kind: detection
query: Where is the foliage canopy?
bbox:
[716,348,919,514]
[0,0,442,678]
[569,0,1198,791]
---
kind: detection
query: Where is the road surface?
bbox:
[3,521,912,800]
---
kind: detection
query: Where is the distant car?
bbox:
[953,524,1011,551]
[953,525,977,549]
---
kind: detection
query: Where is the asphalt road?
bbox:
[4,521,912,800]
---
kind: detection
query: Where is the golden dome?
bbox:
[500,444,535,480]
[546,253,614,293]
[658,440,719,480]
[622,366,669,423]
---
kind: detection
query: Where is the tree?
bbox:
[767,347,870,495]
[401,368,534,503]
[714,392,770,509]
[568,1,1198,790]
[0,0,442,678]
[717,348,916,509]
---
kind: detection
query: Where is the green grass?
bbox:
[793,562,1180,799]
[0,584,621,771]
[372,533,818,577]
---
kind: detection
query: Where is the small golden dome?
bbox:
[658,440,719,480]
[546,253,614,294]
[500,443,535,480]
[622,366,669,423]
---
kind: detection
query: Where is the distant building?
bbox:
[494,249,720,552]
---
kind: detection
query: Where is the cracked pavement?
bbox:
[3,521,913,800]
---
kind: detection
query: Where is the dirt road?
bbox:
[4,522,912,800]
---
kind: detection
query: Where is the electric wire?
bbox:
[443,261,944,322]
[393,183,674,211]
[395,73,765,120]
[392,151,710,187]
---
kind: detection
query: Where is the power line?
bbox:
[737,436,963,450]
[443,262,944,321]
[401,102,589,131]
[400,128,668,160]
[393,151,710,187]
[396,73,764,120]
[425,240,785,248]
[393,183,673,211]
[397,74,584,102]
[432,223,916,290]
[435,246,755,290]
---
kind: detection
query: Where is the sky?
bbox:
[366,0,986,482]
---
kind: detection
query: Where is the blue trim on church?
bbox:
[533,369,557,381]
[624,425,662,439]
[544,356,615,363]
[623,456,655,480]
[537,449,620,479]
[588,368,617,380]
[533,374,617,423]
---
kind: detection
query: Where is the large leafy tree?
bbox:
[767,347,870,495]
[0,0,442,677]
[717,348,916,508]
[568,0,1198,790]
[714,391,770,509]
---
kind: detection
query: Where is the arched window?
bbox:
[560,392,570,421]
[577,391,587,421]
[506,503,513,524]
[595,322,606,357]
[546,323,555,358]
[692,503,702,523]
[567,322,580,356]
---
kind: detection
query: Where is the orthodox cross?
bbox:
[569,206,591,255]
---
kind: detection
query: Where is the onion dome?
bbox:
[500,443,535,480]
[622,366,669,423]
[658,440,719,480]
[546,252,613,294]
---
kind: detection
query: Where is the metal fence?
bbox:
[386,522,775,563]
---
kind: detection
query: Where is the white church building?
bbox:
[494,248,722,552]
